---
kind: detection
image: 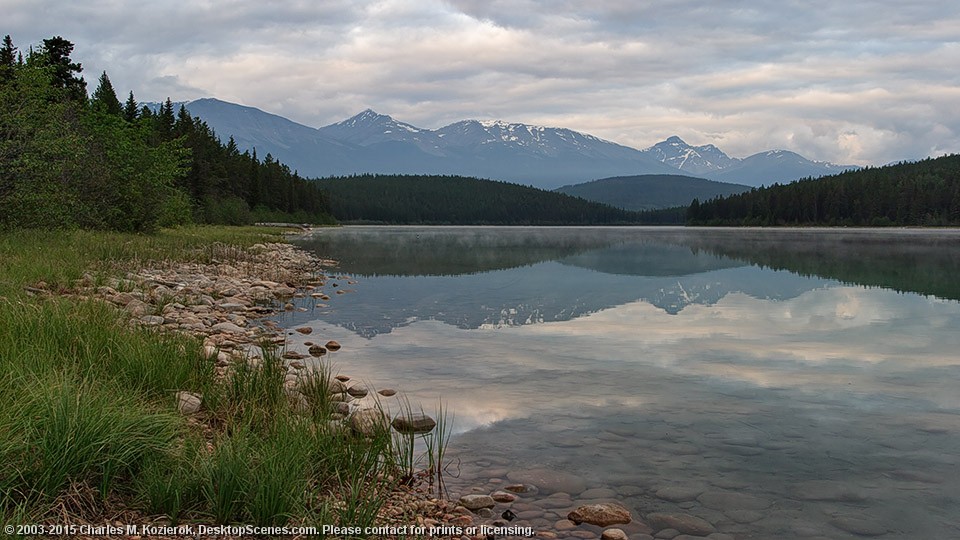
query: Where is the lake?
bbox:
[281,226,960,539]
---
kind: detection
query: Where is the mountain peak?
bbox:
[664,135,687,145]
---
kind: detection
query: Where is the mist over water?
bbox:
[282,226,960,538]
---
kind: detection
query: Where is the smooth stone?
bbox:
[601,529,628,540]
[616,486,644,497]
[697,491,770,511]
[492,491,518,503]
[654,530,679,539]
[645,514,716,536]
[655,486,704,503]
[175,391,202,415]
[567,503,632,527]
[723,510,763,523]
[325,340,341,351]
[346,385,368,398]
[507,468,588,495]
[212,321,245,333]
[282,351,306,359]
[392,413,437,434]
[570,532,597,539]
[475,508,494,518]
[308,345,327,356]
[140,315,165,326]
[378,388,397,397]
[458,494,496,511]
[504,483,539,495]
[295,326,313,334]
[554,520,577,531]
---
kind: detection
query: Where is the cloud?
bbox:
[6,0,959,165]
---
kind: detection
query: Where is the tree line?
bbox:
[317,174,658,225]
[687,154,960,226]
[0,35,333,232]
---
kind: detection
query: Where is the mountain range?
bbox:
[171,98,856,189]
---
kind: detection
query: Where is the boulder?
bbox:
[392,413,437,434]
[176,391,202,415]
[567,503,632,527]
[350,409,388,436]
[458,494,496,511]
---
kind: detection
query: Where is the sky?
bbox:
[6,0,960,165]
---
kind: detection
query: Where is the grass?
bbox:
[0,225,452,532]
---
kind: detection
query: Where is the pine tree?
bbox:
[158,98,175,137]
[123,91,138,122]
[90,71,122,115]
[37,36,86,101]
[0,35,16,83]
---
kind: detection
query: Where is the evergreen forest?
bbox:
[688,155,960,226]
[0,35,333,232]
[317,174,657,225]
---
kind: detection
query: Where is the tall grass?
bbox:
[0,225,450,530]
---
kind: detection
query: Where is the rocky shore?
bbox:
[41,239,720,540]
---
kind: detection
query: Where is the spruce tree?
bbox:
[37,36,86,101]
[0,35,16,83]
[123,91,138,122]
[90,71,122,115]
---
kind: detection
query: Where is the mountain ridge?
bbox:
[168,98,858,188]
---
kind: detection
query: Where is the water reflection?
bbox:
[282,227,960,538]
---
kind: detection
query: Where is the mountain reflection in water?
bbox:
[279,227,960,539]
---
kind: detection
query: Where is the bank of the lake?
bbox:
[0,226,469,538]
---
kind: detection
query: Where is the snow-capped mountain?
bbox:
[643,136,738,175]
[173,98,856,189]
[641,136,856,186]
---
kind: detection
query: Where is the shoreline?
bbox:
[16,229,644,540]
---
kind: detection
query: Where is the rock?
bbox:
[289,360,305,370]
[476,508,494,518]
[645,514,716,536]
[567,503,632,527]
[655,486,703,503]
[554,520,577,531]
[325,340,341,351]
[308,345,327,357]
[504,483,539,495]
[218,302,247,312]
[295,326,313,334]
[601,529,629,540]
[350,409,388,436]
[491,491,518,503]
[140,315,165,326]
[282,351,306,360]
[696,491,770,511]
[378,388,397,397]
[654,530,679,539]
[458,494,496,511]
[124,299,150,316]
[392,413,437,434]
[506,468,588,495]
[212,321,245,334]
[346,385,368,398]
[176,391,202,415]
[724,510,763,523]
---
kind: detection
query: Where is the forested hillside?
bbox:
[317,174,650,224]
[688,155,960,226]
[0,35,333,232]
[555,174,750,210]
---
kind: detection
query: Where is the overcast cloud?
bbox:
[7,0,960,165]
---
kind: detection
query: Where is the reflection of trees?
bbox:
[675,230,960,301]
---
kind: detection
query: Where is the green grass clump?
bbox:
[0,225,449,530]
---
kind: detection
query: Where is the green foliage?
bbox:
[556,174,751,211]
[0,35,334,233]
[319,174,648,225]
[688,155,960,226]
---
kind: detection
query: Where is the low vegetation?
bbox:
[0,227,443,531]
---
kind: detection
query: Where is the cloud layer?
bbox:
[9,0,960,165]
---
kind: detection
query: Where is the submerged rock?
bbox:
[645,513,716,536]
[567,503,632,527]
[458,494,496,511]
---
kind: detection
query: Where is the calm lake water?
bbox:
[283,226,960,539]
